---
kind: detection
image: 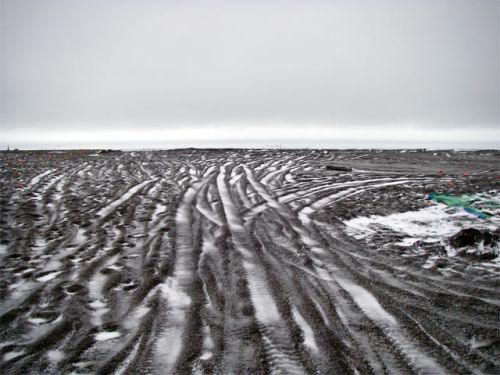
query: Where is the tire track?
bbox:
[1,149,498,374]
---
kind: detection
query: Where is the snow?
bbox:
[200,351,213,360]
[114,341,140,375]
[37,271,62,282]
[242,260,281,324]
[285,173,295,183]
[27,317,52,324]
[300,179,419,216]
[343,203,500,246]
[106,264,123,271]
[336,278,397,326]
[27,169,54,188]
[5,280,37,310]
[95,331,121,341]
[97,179,156,218]
[47,349,65,363]
[218,166,282,324]
[151,203,167,222]
[154,177,209,374]
[292,308,318,352]
[88,272,110,325]
[199,324,214,361]
[124,305,151,330]
[3,350,25,361]
[71,229,87,246]
[469,336,498,350]
[335,278,445,373]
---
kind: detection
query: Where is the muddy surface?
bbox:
[0,149,499,374]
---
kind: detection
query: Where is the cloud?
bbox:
[2,123,499,150]
[1,0,499,147]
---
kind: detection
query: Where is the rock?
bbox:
[433,258,449,268]
[449,228,498,248]
[66,283,85,294]
[457,249,497,261]
[98,149,122,155]
[326,165,353,172]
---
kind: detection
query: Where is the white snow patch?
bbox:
[47,349,65,363]
[71,229,87,246]
[344,203,500,248]
[37,271,62,282]
[336,278,445,373]
[336,279,397,326]
[3,350,25,361]
[469,336,498,350]
[200,351,213,360]
[97,179,155,217]
[242,260,281,324]
[151,203,167,222]
[154,177,210,373]
[27,317,50,324]
[88,272,110,325]
[199,324,214,361]
[27,169,54,188]
[124,305,151,330]
[114,341,140,375]
[156,281,191,371]
[106,264,123,271]
[95,331,121,341]
[292,308,318,352]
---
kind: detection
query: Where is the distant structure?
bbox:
[6,145,9,151]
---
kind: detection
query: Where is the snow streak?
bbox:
[1,149,498,375]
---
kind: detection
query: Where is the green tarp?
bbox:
[427,192,500,219]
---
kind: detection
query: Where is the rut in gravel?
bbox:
[1,149,499,375]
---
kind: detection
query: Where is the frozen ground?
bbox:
[0,149,499,374]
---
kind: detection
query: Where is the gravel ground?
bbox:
[0,148,499,374]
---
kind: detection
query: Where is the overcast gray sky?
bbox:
[1,0,499,149]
